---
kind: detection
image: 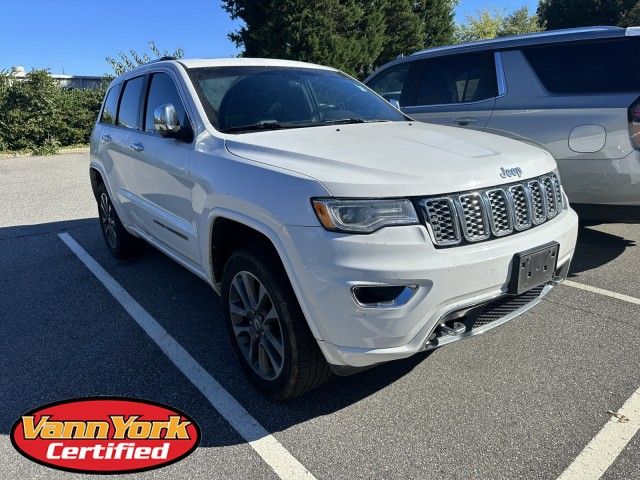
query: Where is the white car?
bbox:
[89,57,579,399]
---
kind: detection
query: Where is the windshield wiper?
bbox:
[222,121,286,133]
[322,118,367,125]
[321,118,393,126]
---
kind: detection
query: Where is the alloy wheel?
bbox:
[99,192,117,249]
[229,271,285,381]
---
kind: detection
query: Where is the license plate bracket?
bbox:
[509,242,559,295]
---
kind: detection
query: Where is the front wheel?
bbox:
[221,246,331,400]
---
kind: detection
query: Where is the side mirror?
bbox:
[388,98,401,110]
[153,103,181,137]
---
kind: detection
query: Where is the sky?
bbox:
[0,0,538,76]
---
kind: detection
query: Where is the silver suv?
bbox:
[366,26,640,222]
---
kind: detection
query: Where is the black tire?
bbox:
[95,182,141,259]
[221,245,331,400]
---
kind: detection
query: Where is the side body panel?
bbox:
[486,48,640,206]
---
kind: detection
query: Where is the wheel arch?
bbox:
[206,210,324,342]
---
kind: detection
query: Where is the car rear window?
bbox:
[100,85,120,125]
[117,76,145,130]
[523,39,640,94]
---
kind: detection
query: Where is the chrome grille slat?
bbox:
[486,189,514,236]
[542,176,558,218]
[550,173,563,210]
[457,193,491,242]
[508,184,532,231]
[421,172,565,248]
[528,180,547,225]
[420,197,461,246]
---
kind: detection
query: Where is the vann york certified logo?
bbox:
[10,397,200,474]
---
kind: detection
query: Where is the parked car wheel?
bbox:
[96,182,140,259]
[221,246,331,400]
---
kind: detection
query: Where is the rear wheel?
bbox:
[96,182,140,259]
[221,246,331,400]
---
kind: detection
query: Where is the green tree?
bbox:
[620,2,640,26]
[499,6,544,36]
[456,6,543,43]
[377,0,425,65]
[456,8,503,42]
[106,41,184,76]
[222,0,388,77]
[414,0,458,47]
[0,70,63,154]
[537,0,639,29]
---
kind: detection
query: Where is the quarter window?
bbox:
[144,73,191,135]
[117,76,145,130]
[523,40,640,94]
[414,52,497,106]
[100,85,120,125]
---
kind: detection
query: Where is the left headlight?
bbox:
[311,198,419,233]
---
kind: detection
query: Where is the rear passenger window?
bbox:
[523,40,640,94]
[367,63,411,104]
[415,53,497,106]
[144,73,191,134]
[117,76,145,130]
[100,85,120,125]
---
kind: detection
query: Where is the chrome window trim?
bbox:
[494,51,507,97]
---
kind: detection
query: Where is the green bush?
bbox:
[0,70,105,155]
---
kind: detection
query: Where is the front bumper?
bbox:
[280,208,579,368]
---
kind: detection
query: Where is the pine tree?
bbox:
[537,0,639,30]
[377,0,425,65]
[414,0,458,47]
[221,0,387,78]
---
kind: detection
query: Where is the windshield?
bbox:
[187,66,407,133]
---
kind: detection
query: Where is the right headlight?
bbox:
[311,198,419,233]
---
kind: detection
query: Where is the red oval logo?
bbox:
[10,397,200,474]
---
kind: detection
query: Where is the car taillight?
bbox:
[630,97,640,150]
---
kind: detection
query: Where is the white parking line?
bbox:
[58,233,316,480]
[557,280,640,479]
[564,280,640,306]
[557,389,640,480]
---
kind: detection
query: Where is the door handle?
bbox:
[454,117,479,126]
[130,142,144,152]
[101,134,112,143]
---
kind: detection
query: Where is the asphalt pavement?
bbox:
[1,152,639,479]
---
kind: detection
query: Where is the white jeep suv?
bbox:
[90,57,579,399]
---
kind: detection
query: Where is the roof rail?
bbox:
[145,56,177,65]
[410,26,625,57]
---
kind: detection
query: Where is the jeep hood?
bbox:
[224,122,557,197]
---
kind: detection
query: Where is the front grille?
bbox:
[419,172,564,248]
[471,285,545,328]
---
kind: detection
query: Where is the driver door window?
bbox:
[144,72,192,137]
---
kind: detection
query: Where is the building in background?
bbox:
[10,66,103,89]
